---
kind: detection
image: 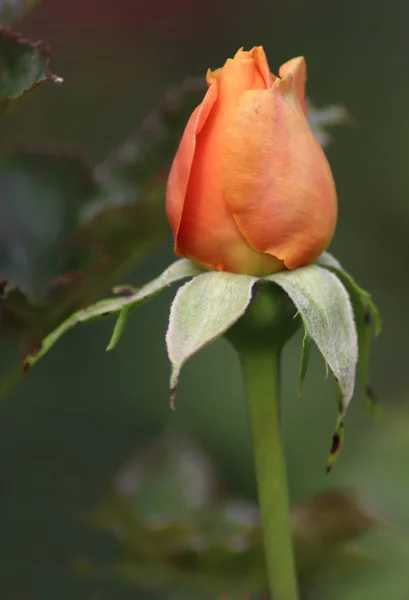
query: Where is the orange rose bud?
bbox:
[166,47,337,275]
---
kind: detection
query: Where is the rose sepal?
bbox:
[22,251,380,470]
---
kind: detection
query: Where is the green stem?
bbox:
[240,346,298,600]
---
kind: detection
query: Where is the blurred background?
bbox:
[0,0,409,598]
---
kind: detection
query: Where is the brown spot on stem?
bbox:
[22,361,30,374]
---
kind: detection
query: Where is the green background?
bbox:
[0,0,409,597]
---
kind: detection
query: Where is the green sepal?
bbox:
[266,264,358,417]
[166,271,257,408]
[327,409,345,474]
[317,253,381,414]
[20,250,374,475]
[23,259,201,371]
[298,331,311,398]
[327,378,346,472]
[106,306,130,351]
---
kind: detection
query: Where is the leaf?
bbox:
[317,252,381,335]
[94,431,377,596]
[0,28,61,105]
[166,271,257,407]
[106,306,130,351]
[267,265,357,413]
[0,151,96,303]
[323,270,380,414]
[298,330,311,398]
[91,78,206,210]
[292,488,378,579]
[0,79,206,347]
[327,410,345,473]
[128,258,201,301]
[315,250,343,270]
[111,434,218,523]
[317,251,381,412]
[265,265,358,468]
[23,259,200,371]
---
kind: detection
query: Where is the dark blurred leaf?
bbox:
[0,150,96,302]
[89,436,377,597]
[0,28,61,106]
[0,79,204,346]
[292,488,377,579]
[76,77,207,266]
[0,0,39,25]
[111,433,217,522]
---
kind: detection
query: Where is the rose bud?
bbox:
[166,47,337,275]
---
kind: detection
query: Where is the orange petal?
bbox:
[252,46,275,88]
[166,80,218,236]
[206,67,221,85]
[175,54,281,274]
[222,84,337,269]
[279,56,307,115]
[234,46,275,88]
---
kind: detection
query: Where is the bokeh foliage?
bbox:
[0,0,407,598]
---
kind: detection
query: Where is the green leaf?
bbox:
[94,431,376,596]
[128,258,201,301]
[315,250,343,269]
[106,306,130,351]
[3,82,205,329]
[319,263,381,414]
[317,252,381,335]
[327,410,345,473]
[91,78,206,209]
[166,271,257,407]
[23,259,200,371]
[0,29,61,105]
[266,265,357,413]
[298,331,311,398]
[265,265,357,468]
[0,151,96,302]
